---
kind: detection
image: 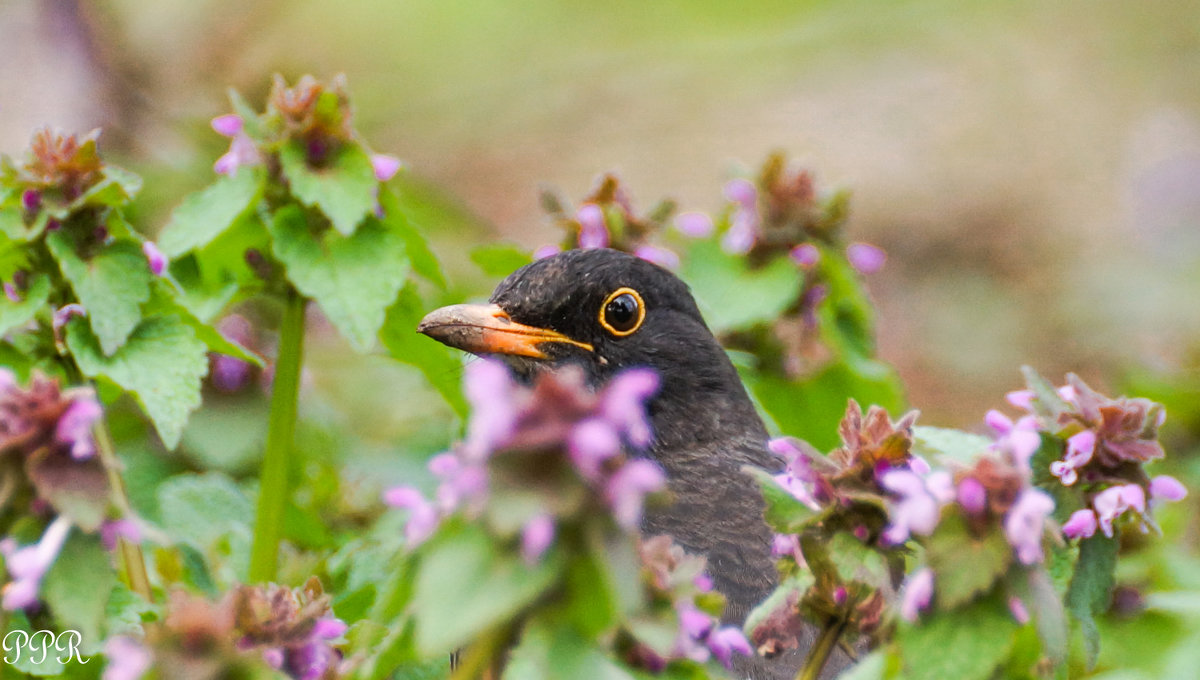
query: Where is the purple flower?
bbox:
[576,204,609,249]
[598,368,659,448]
[370,154,403,182]
[1006,389,1036,411]
[383,487,440,547]
[262,647,285,669]
[1004,488,1055,564]
[1150,475,1187,502]
[21,189,41,214]
[211,114,244,137]
[433,463,487,514]
[2,282,19,303]
[789,243,820,268]
[846,242,886,274]
[880,469,946,544]
[213,131,261,176]
[100,519,142,551]
[957,477,987,515]
[1050,430,1096,486]
[721,208,758,255]
[674,211,714,238]
[103,636,152,680]
[707,626,753,668]
[605,459,666,529]
[1,516,72,610]
[55,394,102,459]
[532,244,561,260]
[1093,484,1145,538]
[679,605,714,640]
[311,617,348,640]
[723,179,757,209]
[568,418,622,480]
[142,242,167,276]
[693,573,713,592]
[986,411,1042,469]
[52,303,87,334]
[899,568,934,622]
[774,472,820,510]
[521,513,555,564]
[1062,509,1098,539]
[1008,596,1030,625]
[462,360,518,460]
[771,533,800,559]
[634,244,680,270]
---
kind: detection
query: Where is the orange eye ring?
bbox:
[599,287,645,337]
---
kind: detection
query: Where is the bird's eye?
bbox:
[599,287,645,337]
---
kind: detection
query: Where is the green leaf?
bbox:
[0,273,49,336]
[504,619,638,680]
[380,284,467,418]
[1027,566,1068,667]
[745,466,817,534]
[42,532,118,655]
[105,583,161,637]
[925,512,1012,610]
[157,167,264,257]
[66,314,208,449]
[380,187,445,288]
[411,521,561,655]
[269,204,409,352]
[680,239,803,333]
[836,650,888,680]
[470,243,532,279]
[3,611,66,676]
[144,280,263,365]
[897,596,1018,680]
[48,235,151,355]
[279,139,377,236]
[156,472,254,553]
[1066,533,1119,669]
[1020,366,1072,419]
[25,443,110,531]
[911,426,991,467]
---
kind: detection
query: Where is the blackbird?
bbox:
[418,248,815,679]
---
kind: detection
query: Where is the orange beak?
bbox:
[417,303,593,359]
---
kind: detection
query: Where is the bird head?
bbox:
[417,249,763,446]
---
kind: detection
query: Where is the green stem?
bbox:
[448,625,509,680]
[249,287,306,583]
[93,421,154,602]
[797,617,847,680]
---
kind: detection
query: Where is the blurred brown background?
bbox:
[4,0,1198,427]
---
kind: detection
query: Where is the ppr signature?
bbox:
[2,630,88,665]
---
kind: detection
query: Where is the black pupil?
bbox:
[605,293,639,331]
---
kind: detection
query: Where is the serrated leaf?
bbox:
[66,315,208,449]
[680,239,803,333]
[145,280,263,366]
[0,273,49,336]
[48,235,151,355]
[157,167,264,257]
[270,204,409,351]
[1066,533,1118,669]
[745,466,817,534]
[911,426,991,467]
[157,472,254,553]
[470,243,532,278]
[897,596,1018,680]
[380,187,445,288]
[411,522,560,656]
[42,532,117,655]
[380,284,467,417]
[926,512,1012,609]
[279,139,377,236]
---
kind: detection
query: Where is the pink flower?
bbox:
[771,533,800,558]
[789,243,820,268]
[568,418,622,480]
[899,568,934,622]
[986,411,1042,469]
[721,208,758,255]
[674,211,714,238]
[634,245,680,270]
[311,616,348,640]
[461,360,518,460]
[370,154,403,182]
[3,282,20,303]
[210,114,244,137]
[142,242,167,276]
[1093,484,1145,538]
[1004,489,1055,564]
[100,519,142,551]
[521,514,555,564]
[1150,475,1187,502]
[1062,509,1098,539]
[1008,596,1031,625]
[723,179,757,209]
[1050,430,1097,486]
[103,636,152,680]
[55,393,102,459]
[957,477,987,515]
[1006,389,1036,411]
[707,626,753,668]
[21,189,41,214]
[605,460,666,529]
[383,487,440,547]
[598,368,659,448]
[576,204,609,249]
[880,469,947,544]
[846,242,886,274]
[532,244,561,260]
[1,516,72,610]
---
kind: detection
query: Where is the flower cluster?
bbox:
[536,173,682,269]
[102,580,347,680]
[384,360,666,553]
[629,535,753,670]
[1004,374,1186,540]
